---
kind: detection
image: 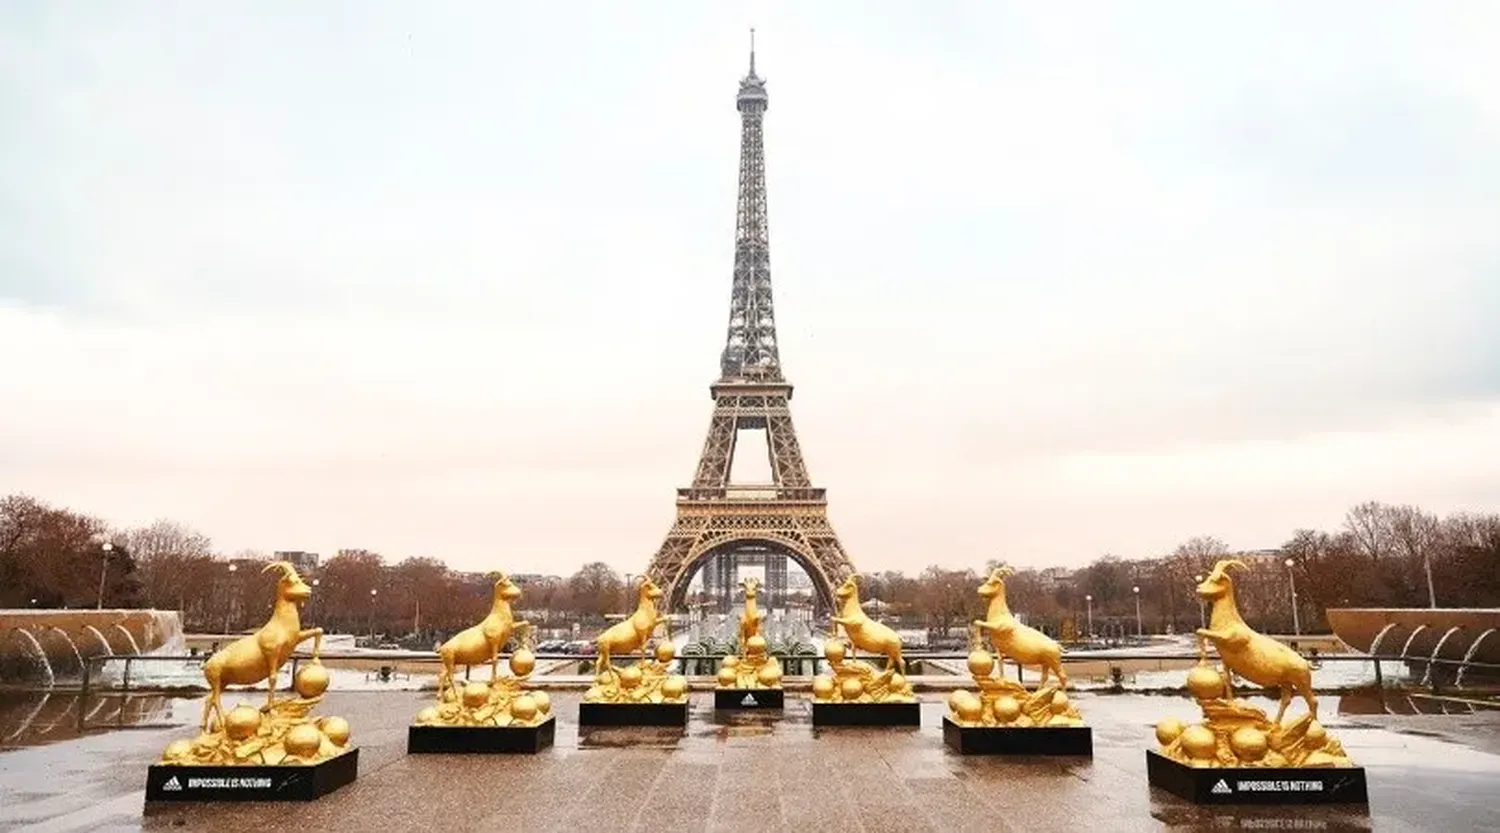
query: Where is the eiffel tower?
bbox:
[644,36,856,615]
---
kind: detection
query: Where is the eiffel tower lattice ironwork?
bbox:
[645,36,856,614]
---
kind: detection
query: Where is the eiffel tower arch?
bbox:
[644,37,856,615]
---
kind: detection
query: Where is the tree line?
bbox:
[3,492,1496,641]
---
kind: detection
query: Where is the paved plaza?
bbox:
[3,690,1499,832]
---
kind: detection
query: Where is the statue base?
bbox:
[578,702,689,728]
[407,717,555,754]
[714,688,784,709]
[812,701,921,727]
[1146,750,1369,805]
[145,749,359,802]
[942,717,1092,756]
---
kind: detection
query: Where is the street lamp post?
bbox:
[96,542,113,609]
[1284,558,1302,636]
[369,588,379,644]
[1193,574,1206,629]
[1132,585,1143,637]
[1084,594,1094,639]
[223,563,239,633]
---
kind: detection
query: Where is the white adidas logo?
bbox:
[162,776,183,792]
[1211,779,1232,795]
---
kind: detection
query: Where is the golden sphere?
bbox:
[950,690,984,723]
[1230,726,1268,762]
[223,705,262,740]
[717,666,739,687]
[824,640,847,664]
[662,675,688,700]
[511,694,539,722]
[889,673,908,693]
[745,635,768,656]
[319,716,351,746]
[1304,721,1327,747]
[966,649,995,677]
[532,690,552,715]
[840,677,865,701]
[1155,717,1185,746]
[294,663,331,699]
[462,682,490,708]
[722,655,740,669]
[162,739,193,762]
[992,695,1021,724]
[1050,692,1071,714]
[284,723,323,758]
[618,665,643,689]
[509,648,536,677]
[655,642,677,663]
[594,671,614,687]
[812,675,835,699]
[757,663,782,688]
[1186,665,1226,701]
[1180,725,1218,760]
[416,706,440,724]
[584,685,604,701]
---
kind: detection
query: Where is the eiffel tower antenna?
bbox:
[644,38,856,616]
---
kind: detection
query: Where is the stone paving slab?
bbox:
[2,691,1498,832]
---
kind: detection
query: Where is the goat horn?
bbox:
[992,566,1015,579]
[1215,559,1250,575]
[261,561,297,579]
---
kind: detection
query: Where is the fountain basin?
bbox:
[1325,608,1500,669]
[1,610,184,685]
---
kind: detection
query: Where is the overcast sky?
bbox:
[3,2,1498,577]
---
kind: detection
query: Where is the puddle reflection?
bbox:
[0,691,184,750]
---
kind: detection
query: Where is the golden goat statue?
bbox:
[972,566,1069,687]
[739,575,766,644]
[596,575,665,669]
[830,574,906,674]
[437,572,530,702]
[1195,558,1317,725]
[200,561,323,733]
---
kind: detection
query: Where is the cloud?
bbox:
[2,2,1498,575]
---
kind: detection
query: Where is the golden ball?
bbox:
[745,635,768,656]
[662,675,688,700]
[618,665,643,689]
[284,723,323,758]
[416,706,440,724]
[812,675,835,699]
[509,648,536,677]
[462,682,490,708]
[162,739,193,762]
[1230,726,1268,762]
[1050,692,1071,714]
[584,685,604,701]
[757,663,782,688]
[511,694,539,722]
[967,649,996,677]
[889,673,908,694]
[722,655,740,669]
[717,666,739,687]
[1186,665,1226,701]
[840,677,865,701]
[655,642,677,663]
[294,663,331,698]
[824,640,847,664]
[950,691,984,723]
[319,716,351,746]
[532,690,552,715]
[992,695,1022,724]
[1155,717,1185,747]
[1180,725,1218,760]
[223,705,262,740]
[594,671,614,686]
[1304,721,1327,747]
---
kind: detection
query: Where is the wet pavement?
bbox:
[2,690,1499,833]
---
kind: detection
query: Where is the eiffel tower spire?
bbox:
[720,27,779,382]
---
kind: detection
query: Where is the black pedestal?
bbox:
[1146,750,1369,805]
[812,701,921,727]
[942,717,1093,755]
[715,688,784,709]
[407,717,556,754]
[578,701,689,728]
[145,749,359,802]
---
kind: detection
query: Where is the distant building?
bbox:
[274,551,320,572]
